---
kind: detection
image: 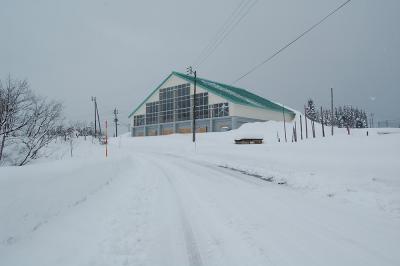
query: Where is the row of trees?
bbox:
[51,121,97,141]
[305,99,368,128]
[0,76,63,166]
[1,76,115,166]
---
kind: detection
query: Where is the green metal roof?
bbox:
[128,71,295,118]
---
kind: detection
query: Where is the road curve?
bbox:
[132,151,400,266]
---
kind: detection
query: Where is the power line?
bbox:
[233,0,352,84]
[193,0,247,66]
[194,0,259,68]
[197,0,258,67]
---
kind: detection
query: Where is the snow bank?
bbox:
[0,119,399,265]
[119,119,400,217]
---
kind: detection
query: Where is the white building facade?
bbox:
[129,72,295,137]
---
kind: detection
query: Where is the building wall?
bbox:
[131,74,231,118]
[131,126,145,137]
[130,73,294,136]
[231,103,295,122]
[232,116,264,129]
[160,123,174,135]
[131,116,268,137]
[176,121,192,134]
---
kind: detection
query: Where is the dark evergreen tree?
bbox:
[304,99,369,128]
[305,99,318,122]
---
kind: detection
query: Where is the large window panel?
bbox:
[146,101,159,125]
[172,84,190,122]
[134,115,145,126]
[194,92,209,119]
[141,83,230,127]
[212,102,229,117]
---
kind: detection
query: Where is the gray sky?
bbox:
[1,0,399,130]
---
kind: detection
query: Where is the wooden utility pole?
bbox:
[300,115,303,140]
[331,88,334,136]
[282,105,287,142]
[370,113,374,128]
[105,120,108,157]
[92,96,97,137]
[192,70,197,143]
[304,106,308,139]
[321,106,325,137]
[113,108,119,137]
[292,127,294,142]
[312,120,315,138]
[96,103,101,136]
[187,66,197,144]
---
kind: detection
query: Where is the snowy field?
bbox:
[1,121,399,266]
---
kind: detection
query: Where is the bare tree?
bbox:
[0,76,32,161]
[71,120,92,140]
[16,97,63,166]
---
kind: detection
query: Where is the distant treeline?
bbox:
[305,99,368,128]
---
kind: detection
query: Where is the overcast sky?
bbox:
[1,0,399,130]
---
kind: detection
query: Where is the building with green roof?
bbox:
[129,71,295,136]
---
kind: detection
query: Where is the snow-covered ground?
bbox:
[1,121,399,266]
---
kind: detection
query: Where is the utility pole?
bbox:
[193,71,197,143]
[282,105,287,142]
[300,115,303,140]
[370,113,374,128]
[321,106,325,137]
[96,102,101,136]
[304,106,308,139]
[331,88,334,136]
[187,66,197,143]
[113,108,119,137]
[105,120,108,157]
[91,96,97,137]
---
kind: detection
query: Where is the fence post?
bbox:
[304,106,308,139]
[300,115,303,140]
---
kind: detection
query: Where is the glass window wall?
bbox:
[133,83,230,127]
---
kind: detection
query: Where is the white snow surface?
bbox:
[1,120,399,266]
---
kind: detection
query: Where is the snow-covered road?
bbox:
[1,125,400,265]
[133,151,400,266]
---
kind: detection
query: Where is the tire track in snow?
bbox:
[167,153,400,266]
[152,161,204,266]
[146,152,274,266]
[164,155,276,266]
